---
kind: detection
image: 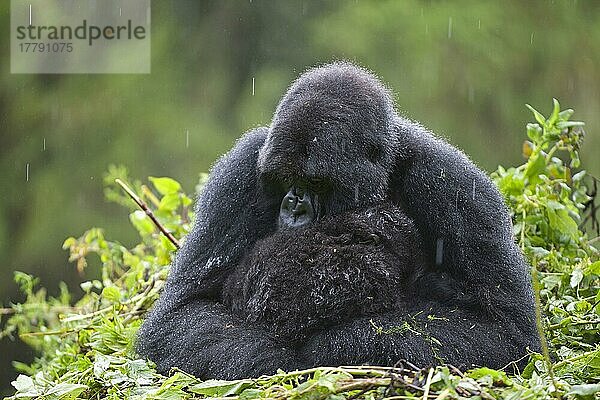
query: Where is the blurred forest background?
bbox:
[0,0,599,393]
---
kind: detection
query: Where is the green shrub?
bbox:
[1,100,598,400]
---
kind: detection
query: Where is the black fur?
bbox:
[223,203,424,342]
[137,62,540,379]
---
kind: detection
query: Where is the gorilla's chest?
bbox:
[222,203,426,341]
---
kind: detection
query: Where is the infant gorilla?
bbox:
[223,202,427,341]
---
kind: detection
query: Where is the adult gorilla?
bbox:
[137,62,540,379]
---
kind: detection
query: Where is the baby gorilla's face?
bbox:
[222,203,426,341]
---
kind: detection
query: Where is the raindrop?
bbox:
[436,238,444,265]
[455,188,460,209]
[185,129,189,148]
[26,163,30,182]
[252,77,255,96]
[530,32,534,45]
[477,19,481,29]
[472,179,476,200]
[448,17,453,38]
[42,137,46,151]
[568,77,574,92]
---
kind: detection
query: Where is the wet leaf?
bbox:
[149,177,181,195]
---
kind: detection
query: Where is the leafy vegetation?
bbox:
[1,100,598,399]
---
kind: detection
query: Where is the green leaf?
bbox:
[129,210,155,235]
[159,193,181,212]
[558,108,574,120]
[11,374,35,392]
[529,247,550,259]
[572,170,586,183]
[526,104,546,126]
[467,367,511,385]
[570,268,584,288]
[541,274,562,291]
[526,123,542,142]
[524,153,546,183]
[149,177,181,195]
[546,207,579,239]
[44,383,87,400]
[556,120,585,129]
[546,200,565,210]
[547,98,560,126]
[587,261,600,275]
[181,194,193,207]
[101,286,121,303]
[568,383,600,396]
[566,300,592,314]
[239,388,263,400]
[190,379,254,397]
[62,237,76,249]
[80,281,93,293]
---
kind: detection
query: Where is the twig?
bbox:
[432,388,451,400]
[122,278,156,323]
[115,179,181,249]
[553,349,597,369]
[548,319,600,330]
[422,368,434,400]
[1,305,89,316]
[447,364,465,378]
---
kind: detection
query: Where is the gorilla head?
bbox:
[258,63,400,228]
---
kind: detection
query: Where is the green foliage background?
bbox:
[1,0,600,394]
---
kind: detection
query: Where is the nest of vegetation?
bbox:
[1,100,599,400]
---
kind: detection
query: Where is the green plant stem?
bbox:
[553,350,598,369]
[548,319,600,330]
[544,142,561,164]
[531,261,558,397]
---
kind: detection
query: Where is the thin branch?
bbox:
[548,319,600,331]
[422,368,434,400]
[115,178,181,249]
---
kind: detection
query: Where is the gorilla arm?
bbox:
[137,128,296,379]
[159,127,277,306]
[392,118,540,330]
[137,298,300,379]
[300,300,534,370]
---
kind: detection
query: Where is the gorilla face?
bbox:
[258,63,400,228]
